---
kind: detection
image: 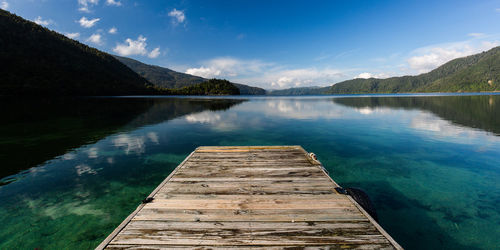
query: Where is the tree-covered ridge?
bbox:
[114,55,266,95]
[113,55,207,89]
[267,86,330,95]
[0,9,156,96]
[326,46,500,94]
[161,79,240,95]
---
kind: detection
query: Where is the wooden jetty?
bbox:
[97,146,402,249]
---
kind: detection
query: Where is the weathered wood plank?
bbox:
[169,177,330,182]
[106,244,395,249]
[154,194,344,200]
[132,209,368,222]
[124,221,376,230]
[157,181,337,195]
[100,146,401,250]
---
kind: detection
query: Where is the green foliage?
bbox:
[114,55,266,95]
[160,79,240,95]
[0,9,157,96]
[114,55,206,88]
[326,47,500,94]
[267,86,330,95]
[232,83,267,95]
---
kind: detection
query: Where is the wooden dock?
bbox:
[97,146,402,249]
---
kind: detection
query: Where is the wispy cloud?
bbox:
[108,27,117,34]
[86,33,103,45]
[148,47,161,58]
[0,1,8,10]
[186,57,271,78]
[356,72,390,79]
[65,32,80,39]
[185,57,348,89]
[78,0,99,13]
[106,0,121,6]
[113,35,160,58]
[468,33,485,38]
[168,8,185,24]
[78,16,100,28]
[34,16,54,26]
[407,40,499,73]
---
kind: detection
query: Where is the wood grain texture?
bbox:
[100,146,402,249]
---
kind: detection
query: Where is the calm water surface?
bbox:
[0,95,499,249]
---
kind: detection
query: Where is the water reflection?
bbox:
[0,95,498,250]
[0,97,244,180]
[333,95,500,135]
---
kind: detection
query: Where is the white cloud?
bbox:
[106,0,121,6]
[407,40,499,74]
[186,57,270,78]
[467,33,485,38]
[268,68,344,88]
[148,47,161,58]
[78,0,99,12]
[168,8,185,24]
[86,33,103,45]
[113,35,161,58]
[496,8,500,13]
[78,16,100,28]
[357,73,374,79]
[108,27,117,34]
[1,1,8,10]
[355,72,390,79]
[34,16,53,26]
[113,35,147,56]
[185,57,347,89]
[65,32,80,39]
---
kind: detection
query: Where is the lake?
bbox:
[0,94,499,249]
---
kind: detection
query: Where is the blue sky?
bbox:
[2,0,500,89]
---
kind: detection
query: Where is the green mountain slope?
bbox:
[113,55,206,88]
[0,10,156,96]
[267,86,330,95]
[114,55,266,95]
[327,46,500,94]
[164,79,240,95]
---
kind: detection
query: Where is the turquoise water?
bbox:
[0,95,499,249]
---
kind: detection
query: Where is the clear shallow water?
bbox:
[0,95,499,249]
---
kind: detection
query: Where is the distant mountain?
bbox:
[113,55,206,88]
[114,55,266,95]
[233,82,267,95]
[0,9,156,96]
[327,46,500,94]
[267,86,330,95]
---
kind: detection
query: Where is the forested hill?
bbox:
[267,86,330,95]
[326,46,500,94]
[0,9,156,96]
[114,56,266,95]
